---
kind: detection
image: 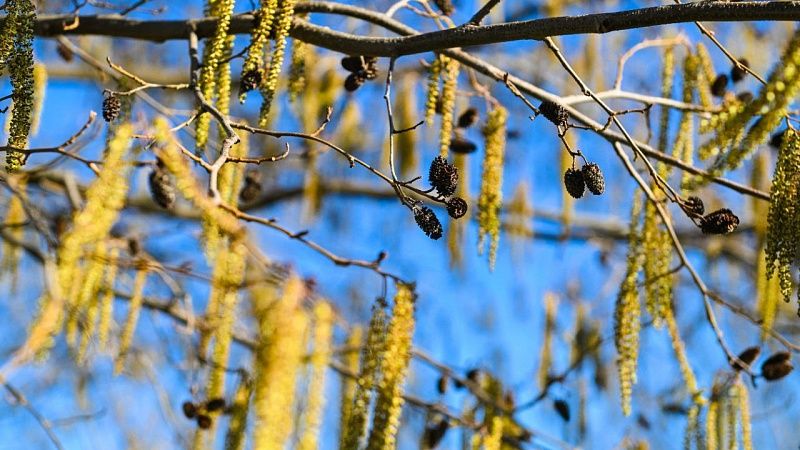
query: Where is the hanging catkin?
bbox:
[338,326,362,447]
[477,107,508,270]
[223,375,252,450]
[97,246,121,351]
[239,0,279,102]
[537,293,557,390]
[438,57,460,157]
[258,0,297,125]
[5,0,36,172]
[298,301,334,450]
[366,283,416,450]
[113,268,148,374]
[424,55,442,126]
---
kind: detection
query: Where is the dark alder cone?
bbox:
[736,91,754,103]
[761,352,793,381]
[731,58,750,83]
[205,398,226,412]
[102,94,121,122]
[581,162,605,195]
[770,130,786,149]
[711,73,729,98]
[422,418,450,449]
[446,197,468,219]
[429,156,459,197]
[554,399,571,422]
[699,208,740,235]
[683,196,705,216]
[56,42,74,62]
[344,73,366,92]
[449,135,478,154]
[182,401,197,419]
[433,0,455,16]
[539,100,569,127]
[341,55,367,72]
[731,346,761,371]
[457,107,479,128]
[413,206,443,240]
[148,165,177,209]
[563,167,585,199]
[196,414,213,429]
[239,177,262,203]
[239,69,262,95]
[436,375,448,395]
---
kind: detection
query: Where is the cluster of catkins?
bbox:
[730,346,794,381]
[182,398,226,429]
[341,55,379,92]
[413,157,469,240]
[679,195,740,235]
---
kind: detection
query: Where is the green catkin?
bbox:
[424,56,442,126]
[658,46,676,154]
[338,326,363,447]
[258,0,297,125]
[438,57,459,157]
[757,247,781,340]
[0,7,17,71]
[672,53,699,191]
[113,268,147,374]
[726,388,738,450]
[75,243,110,362]
[642,199,672,328]
[700,29,800,173]
[684,401,702,450]
[298,301,334,450]
[706,397,719,450]
[615,191,644,417]
[67,243,107,347]
[195,0,235,151]
[1,185,26,292]
[737,380,752,450]
[663,305,699,397]
[341,300,388,450]
[224,376,252,450]
[30,63,46,136]
[695,43,715,109]
[483,415,504,450]
[366,283,416,450]
[765,129,800,308]
[240,0,279,103]
[288,38,308,103]
[5,0,36,172]
[477,107,508,270]
[97,246,120,352]
[538,293,557,389]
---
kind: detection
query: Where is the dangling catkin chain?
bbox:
[5,0,36,172]
[672,52,699,191]
[366,283,416,450]
[113,268,148,374]
[258,0,297,125]
[97,246,121,352]
[438,56,459,157]
[195,0,235,151]
[537,293,557,390]
[298,301,334,450]
[239,0,279,103]
[338,326,362,448]
[477,107,508,270]
[223,375,252,450]
[288,37,308,103]
[615,190,644,417]
[424,55,442,126]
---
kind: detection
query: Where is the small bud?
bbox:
[539,100,569,128]
[205,398,226,412]
[428,156,459,197]
[422,417,449,449]
[449,135,477,154]
[182,401,197,419]
[344,73,366,92]
[736,91,754,103]
[699,208,740,235]
[553,398,571,421]
[102,94,121,122]
[730,58,749,83]
[731,346,760,371]
[196,414,213,429]
[563,167,585,199]
[456,107,479,128]
[436,375,448,395]
[239,172,262,203]
[711,73,729,98]
[761,351,793,381]
[770,130,787,149]
[413,205,443,240]
[446,197,468,219]
[581,162,605,195]
[341,55,367,73]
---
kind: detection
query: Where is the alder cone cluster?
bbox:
[699,208,740,235]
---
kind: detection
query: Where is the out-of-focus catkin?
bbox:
[438,57,460,157]
[298,301,334,450]
[424,56,442,126]
[196,0,235,151]
[477,107,508,270]
[113,268,148,374]
[538,293,557,390]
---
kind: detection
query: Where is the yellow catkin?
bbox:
[0,6,17,71]
[252,276,308,450]
[196,0,235,150]
[447,154,468,269]
[366,283,416,450]
[113,268,147,374]
[240,0,279,103]
[706,398,720,450]
[726,388,738,450]
[338,326,363,446]
[672,53,699,191]
[258,0,297,125]
[756,247,781,340]
[477,107,508,269]
[658,46,675,154]
[483,415,504,450]
[642,199,672,328]
[23,124,133,361]
[737,380,752,450]
[97,246,120,352]
[5,0,36,172]
[340,300,387,450]
[684,400,702,450]
[67,242,107,346]
[537,293,557,389]
[30,63,46,136]
[288,38,308,103]
[438,57,460,157]
[663,305,698,396]
[74,243,109,362]
[615,191,644,417]
[424,55,442,126]
[695,43,715,109]
[1,185,26,292]
[298,301,334,450]
[224,375,252,450]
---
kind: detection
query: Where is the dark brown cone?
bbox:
[196,414,212,429]
[711,74,729,98]
[539,100,569,127]
[436,375,448,395]
[731,346,760,371]
[731,58,750,83]
[582,163,605,195]
[239,179,262,203]
[56,42,74,62]
[341,55,367,72]
[683,196,705,216]
[429,156,459,197]
[699,208,739,235]
[457,108,479,128]
[413,205,443,240]
[148,165,176,209]
[239,69,262,95]
[762,352,793,381]
[433,0,454,16]
[182,401,197,419]
[423,418,449,449]
[344,73,366,92]
[564,168,585,199]
[770,130,787,149]
[205,398,225,412]
[449,135,477,154]
[102,95,121,122]
[554,399,571,422]
[446,197,468,219]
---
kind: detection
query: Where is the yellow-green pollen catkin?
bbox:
[477,107,508,270]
